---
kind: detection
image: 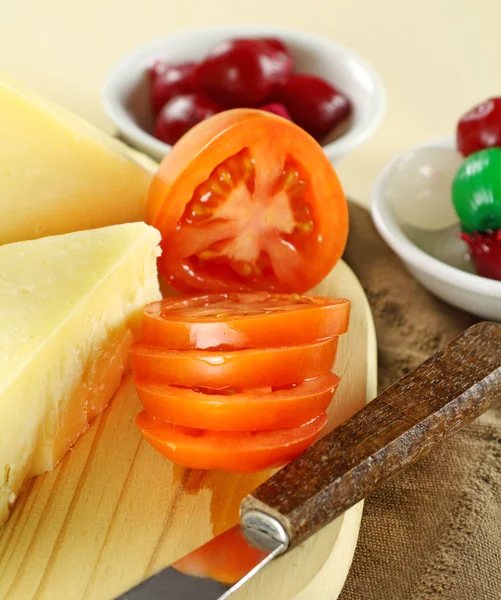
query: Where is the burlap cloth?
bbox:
[338,203,501,600]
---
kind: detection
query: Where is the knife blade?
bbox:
[116,322,501,600]
[117,525,285,600]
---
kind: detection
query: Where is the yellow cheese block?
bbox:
[0,223,161,525]
[0,78,157,246]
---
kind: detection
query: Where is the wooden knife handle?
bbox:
[241,322,501,550]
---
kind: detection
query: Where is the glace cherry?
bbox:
[196,38,293,108]
[258,102,292,120]
[460,230,501,281]
[155,93,224,145]
[271,73,352,141]
[456,97,501,157]
[150,60,198,113]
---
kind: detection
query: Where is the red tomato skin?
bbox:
[135,373,340,430]
[131,337,338,389]
[136,411,328,473]
[141,293,350,350]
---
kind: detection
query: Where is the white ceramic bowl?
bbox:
[103,25,386,163]
[371,137,501,321]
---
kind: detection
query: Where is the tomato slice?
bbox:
[142,292,350,349]
[135,373,339,431]
[173,525,266,585]
[136,411,328,472]
[147,109,348,294]
[131,337,338,389]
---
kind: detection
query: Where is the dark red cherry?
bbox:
[456,97,501,157]
[196,38,293,108]
[261,38,292,58]
[271,73,352,141]
[154,93,223,145]
[149,59,169,81]
[258,102,292,120]
[150,61,198,113]
[460,230,501,281]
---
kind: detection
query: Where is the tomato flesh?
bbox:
[136,411,328,472]
[148,109,348,293]
[131,337,338,389]
[135,373,339,431]
[141,292,350,349]
[164,148,313,290]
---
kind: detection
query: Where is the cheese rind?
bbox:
[0,78,157,246]
[0,223,161,524]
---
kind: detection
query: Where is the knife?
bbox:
[117,321,501,600]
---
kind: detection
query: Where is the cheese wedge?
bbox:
[0,77,157,246]
[0,223,161,525]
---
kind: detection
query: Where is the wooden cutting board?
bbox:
[0,259,377,600]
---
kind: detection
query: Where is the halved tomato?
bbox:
[142,292,350,349]
[135,373,339,430]
[136,411,328,472]
[131,337,338,389]
[147,109,348,294]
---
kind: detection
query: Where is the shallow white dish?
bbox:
[103,25,386,164]
[371,137,501,321]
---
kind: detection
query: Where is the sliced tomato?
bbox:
[173,525,265,585]
[135,373,339,431]
[142,292,350,349]
[147,109,348,294]
[131,337,337,389]
[136,411,327,472]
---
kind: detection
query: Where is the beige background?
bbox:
[1,0,500,207]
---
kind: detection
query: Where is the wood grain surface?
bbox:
[0,259,377,600]
[243,322,501,549]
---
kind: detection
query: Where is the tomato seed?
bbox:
[229,261,255,277]
[216,165,234,187]
[208,179,226,195]
[288,181,307,200]
[293,205,311,219]
[192,202,212,216]
[283,169,300,189]
[251,263,263,276]
[295,221,313,233]
[241,155,255,179]
[198,249,219,260]
[226,155,244,180]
